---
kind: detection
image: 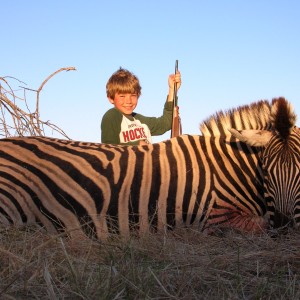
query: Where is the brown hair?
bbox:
[106,68,142,99]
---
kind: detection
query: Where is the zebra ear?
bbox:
[228,128,273,147]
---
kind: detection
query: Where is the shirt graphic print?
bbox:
[119,116,152,144]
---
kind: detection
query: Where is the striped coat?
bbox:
[230,97,300,228]
[0,99,286,239]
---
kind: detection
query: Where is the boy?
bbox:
[101,68,181,145]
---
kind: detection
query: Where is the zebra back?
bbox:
[2,99,288,240]
[0,132,268,239]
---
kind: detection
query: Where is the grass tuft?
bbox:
[0,225,300,299]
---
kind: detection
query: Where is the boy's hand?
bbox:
[168,71,181,90]
[167,71,181,102]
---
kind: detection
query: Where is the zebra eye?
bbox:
[262,168,269,178]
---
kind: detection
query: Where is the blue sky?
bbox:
[2,1,300,142]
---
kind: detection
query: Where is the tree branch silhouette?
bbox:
[0,67,76,138]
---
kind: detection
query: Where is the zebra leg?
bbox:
[204,206,268,234]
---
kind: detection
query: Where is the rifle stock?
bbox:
[171,105,182,138]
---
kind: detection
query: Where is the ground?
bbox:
[0,225,299,299]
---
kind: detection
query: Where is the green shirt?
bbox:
[101,101,173,145]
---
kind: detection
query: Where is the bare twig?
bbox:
[0,67,76,139]
[35,66,76,132]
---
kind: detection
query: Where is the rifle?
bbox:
[170,60,182,138]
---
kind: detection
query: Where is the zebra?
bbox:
[0,98,294,240]
[229,97,300,228]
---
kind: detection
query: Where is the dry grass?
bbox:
[0,226,299,300]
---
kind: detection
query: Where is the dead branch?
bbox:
[0,67,76,139]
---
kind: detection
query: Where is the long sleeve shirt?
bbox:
[101,101,173,145]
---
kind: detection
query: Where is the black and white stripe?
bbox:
[230,97,300,228]
[1,99,291,239]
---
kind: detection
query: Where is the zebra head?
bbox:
[229,97,300,229]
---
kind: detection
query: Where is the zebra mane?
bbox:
[200,100,273,136]
[270,97,297,140]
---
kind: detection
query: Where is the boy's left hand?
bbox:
[168,71,181,90]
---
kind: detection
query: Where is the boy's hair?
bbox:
[106,68,142,99]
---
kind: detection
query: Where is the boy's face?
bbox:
[108,93,138,115]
